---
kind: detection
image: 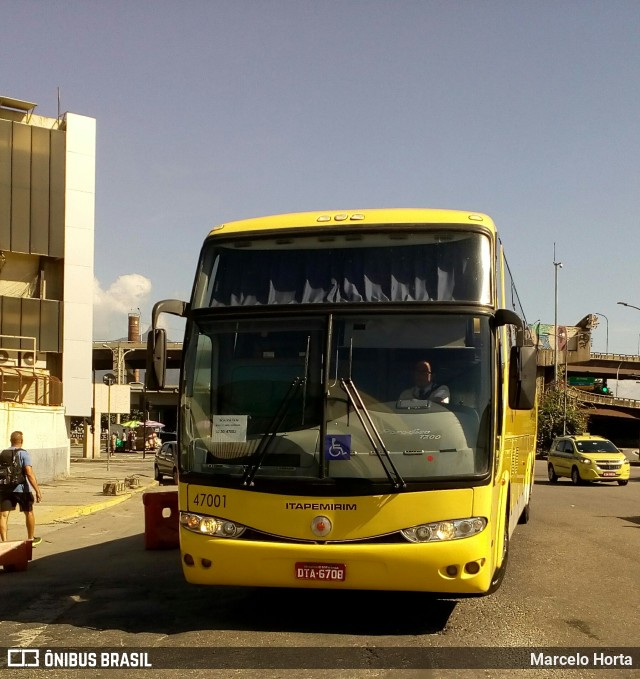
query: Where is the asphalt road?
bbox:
[0,460,638,679]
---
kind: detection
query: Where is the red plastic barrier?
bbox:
[0,540,33,572]
[142,491,179,550]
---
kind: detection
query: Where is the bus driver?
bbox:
[398,360,450,405]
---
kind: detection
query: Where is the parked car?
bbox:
[547,435,630,486]
[154,441,179,484]
[158,430,177,443]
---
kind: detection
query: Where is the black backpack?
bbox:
[0,448,26,491]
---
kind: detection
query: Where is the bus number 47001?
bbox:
[192,493,227,509]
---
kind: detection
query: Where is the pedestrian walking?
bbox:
[0,431,42,545]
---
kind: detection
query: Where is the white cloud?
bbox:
[94,274,152,340]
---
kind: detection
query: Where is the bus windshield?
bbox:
[181,312,492,487]
[192,230,491,308]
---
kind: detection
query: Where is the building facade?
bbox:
[0,95,95,479]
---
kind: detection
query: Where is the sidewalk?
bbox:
[6,447,162,537]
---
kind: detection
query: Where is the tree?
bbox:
[537,384,588,453]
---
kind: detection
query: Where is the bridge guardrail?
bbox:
[567,385,640,409]
[589,352,640,362]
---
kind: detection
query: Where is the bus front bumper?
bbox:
[179,526,496,595]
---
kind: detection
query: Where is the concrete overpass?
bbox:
[93,340,183,377]
[532,316,640,437]
[93,340,182,431]
[564,353,640,446]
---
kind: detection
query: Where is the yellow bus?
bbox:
[148,208,537,595]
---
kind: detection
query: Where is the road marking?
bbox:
[4,584,92,647]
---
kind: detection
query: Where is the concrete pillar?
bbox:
[82,420,102,458]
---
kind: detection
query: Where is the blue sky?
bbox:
[3,1,640,353]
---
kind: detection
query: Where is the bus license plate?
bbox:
[295,563,346,582]
[602,472,616,477]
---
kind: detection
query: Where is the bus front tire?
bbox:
[488,514,509,594]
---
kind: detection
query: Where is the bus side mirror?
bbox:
[146,298,188,391]
[494,309,525,345]
[509,345,537,410]
[146,328,167,390]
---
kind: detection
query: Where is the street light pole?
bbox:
[103,373,115,471]
[617,302,640,357]
[102,343,135,426]
[618,305,640,450]
[102,343,135,384]
[553,244,563,386]
[563,342,569,435]
[617,301,640,312]
[593,313,609,354]
[107,382,111,470]
[129,381,148,458]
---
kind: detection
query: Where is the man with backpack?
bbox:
[0,431,43,546]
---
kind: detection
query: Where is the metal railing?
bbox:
[589,352,640,362]
[568,385,640,409]
[0,334,37,371]
[0,368,62,406]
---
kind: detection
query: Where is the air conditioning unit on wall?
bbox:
[19,351,36,367]
[0,350,37,367]
[0,350,17,366]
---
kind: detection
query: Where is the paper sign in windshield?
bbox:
[325,435,351,460]
[212,415,247,443]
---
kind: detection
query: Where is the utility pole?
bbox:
[103,373,115,471]
[553,244,563,386]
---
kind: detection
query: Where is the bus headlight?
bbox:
[180,512,246,538]
[401,517,487,543]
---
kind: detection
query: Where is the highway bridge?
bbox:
[564,353,640,445]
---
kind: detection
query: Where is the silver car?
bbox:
[154,441,179,484]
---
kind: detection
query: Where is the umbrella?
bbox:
[121,420,142,428]
[143,420,165,428]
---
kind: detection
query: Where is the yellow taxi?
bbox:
[547,435,630,486]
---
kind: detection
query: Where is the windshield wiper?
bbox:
[339,378,406,490]
[242,377,304,487]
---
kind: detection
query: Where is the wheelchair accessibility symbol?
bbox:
[324,435,351,460]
